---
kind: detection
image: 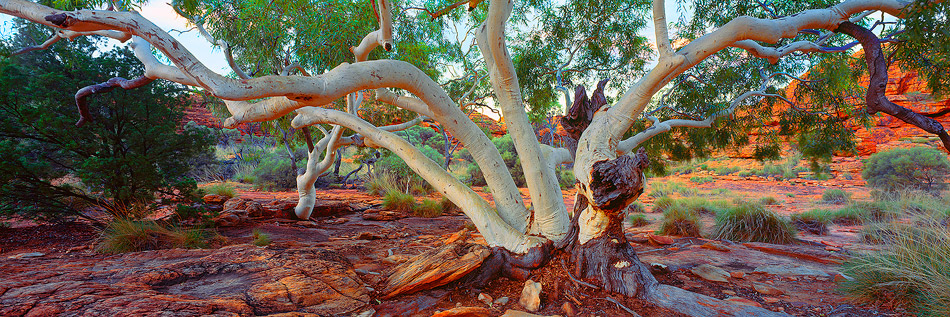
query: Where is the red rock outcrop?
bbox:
[0,245,372,316]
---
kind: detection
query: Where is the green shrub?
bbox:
[628,213,649,227]
[365,170,400,196]
[648,181,696,198]
[97,219,214,254]
[557,167,576,189]
[172,204,218,226]
[822,189,852,204]
[251,152,298,190]
[659,206,702,237]
[465,135,526,187]
[652,196,675,213]
[759,196,780,205]
[840,220,950,316]
[439,197,460,213]
[414,199,444,218]
[382,190,415,213]
[833,202,893,225]
[711,202,796,244]
[252,228,272,246]
[689,176,715,184]
[791,209,832,235]
[204,183,237,198]
[0,37,214,222]
[714,166,741,176]
[863,147,950,195]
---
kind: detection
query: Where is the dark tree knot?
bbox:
[589,148,649,212]
[44,13,71,27]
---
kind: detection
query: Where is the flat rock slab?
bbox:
[753,264,830,277]
[0,245,371,316]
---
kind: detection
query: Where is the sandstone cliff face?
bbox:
[849,67,950,156]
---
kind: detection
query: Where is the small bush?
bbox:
[440,197,460,213]
[833,202,892,225]
[759,196,780,205]
[840,220,950,316]
[659,206,702,237]
[791,209,832,235]
[251,152,298,190]
[172,204,218,226]
[628,213,649,227]
[97,219,213,254]
[365,170,400,196]
[414,199,444,218]
[689,176,715,184]
[822,189,852,204]
[557,167,576,189]
[382,190,415,213]
[251,228,272,246]
[652,196,675,213]
[204,183,237,198]
[863,147,950,195]
[711,202,796,244]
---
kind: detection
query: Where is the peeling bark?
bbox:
[836,21,950,151]
[561,79,609,154]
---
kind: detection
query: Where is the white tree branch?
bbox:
[478,0,571,245]
[652,0,673,57]
[290,106,544,253]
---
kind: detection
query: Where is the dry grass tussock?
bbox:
[840,217,950,316]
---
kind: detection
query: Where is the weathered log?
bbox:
[382,242,491,298]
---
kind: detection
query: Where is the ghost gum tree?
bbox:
[3,0,949,315]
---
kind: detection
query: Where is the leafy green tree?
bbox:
[863,147,950,194]
[0,22,214,222]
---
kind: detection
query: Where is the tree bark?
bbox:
[836,21,950,151]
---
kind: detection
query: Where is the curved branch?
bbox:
[605,0,912,140]
[74,76,154,127]
[13,29,130,56]
[837,21,950,150]
[289,106,544,253]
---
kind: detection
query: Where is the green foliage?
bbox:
[557,167,576,189]
[821,189,852,204]
[628,213,649,227]
[204,183,237,199]
[863,147,950,194]
[440,197,460,213]
[249,151,298,190]
[251,229,272,247]
[172,204,218,226]
[897,1,950,99]
[832,202,893,225]
[365,170,400,196]
[414,199,444,218]
[790,209,832,235]
[648,181,696,198]
[376,145,443,190]
[711,202,796,244]
[96,219,215,254]
[466,135,526,187]
[382,190,415,213]
[0,24,214,222]
[840,219,950,316]
[659,206,702,237]
[652,196,675,213]
[689,176,715,184]
[758,196,780,206]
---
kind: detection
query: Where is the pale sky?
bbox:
[0,2,230,74]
